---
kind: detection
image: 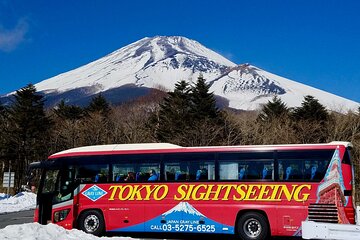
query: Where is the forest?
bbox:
[0,75,359,203]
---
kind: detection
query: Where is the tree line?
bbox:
[0,77,359,203]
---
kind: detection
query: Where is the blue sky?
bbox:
[0,0,359,102]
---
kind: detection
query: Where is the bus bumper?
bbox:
[302,221,360,240]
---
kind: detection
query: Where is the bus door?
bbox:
[36,165,76,229]
[50,167,77,229]
[37,168,60,224]
[28,161,59,225]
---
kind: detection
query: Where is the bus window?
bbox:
[277,150,332,181]
[164,153,215,181]
[278,160,303,181]
[219,160,274,181]
[219,152,274,181]
[189,161,215,181]
[113,163,135,182]
[76,164,109,183]
[259,161,274,180]
[138,162,160,181]
[164,162,189,181]
[278,150,334,182]
[278,159,329,181]
[304,160,323,181]
[219,162,238,180]
[305,159,329,181]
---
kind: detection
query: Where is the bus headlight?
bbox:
[53,209,70,223]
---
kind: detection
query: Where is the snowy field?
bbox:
[0,192,139,239]
[0,223,136,240]
[0,193,143,239]
[0,192,36,214]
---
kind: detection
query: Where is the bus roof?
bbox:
[48,141,352,159]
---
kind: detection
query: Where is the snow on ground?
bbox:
[0,223,136,240]
[0,192,36,214]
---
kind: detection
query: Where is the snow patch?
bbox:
[0,192,36,214]
[0,223,136,240]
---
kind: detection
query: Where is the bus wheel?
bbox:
[237,212,269,240]
[78,210,105,236]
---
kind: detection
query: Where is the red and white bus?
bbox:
[30,141,356,240]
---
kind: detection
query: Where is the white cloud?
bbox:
[0,19,29,52]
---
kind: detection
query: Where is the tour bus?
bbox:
[29,141,356,240]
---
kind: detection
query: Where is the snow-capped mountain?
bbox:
[163,202,204,216]
[35,36,235,94]
[3,36,358,110]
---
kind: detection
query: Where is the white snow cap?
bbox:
[34,36,235,94]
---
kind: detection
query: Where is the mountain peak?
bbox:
[34,35,235,95]
[127,35,235,68]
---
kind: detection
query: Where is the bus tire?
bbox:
[237,212,269,240]
[78,210,105,236]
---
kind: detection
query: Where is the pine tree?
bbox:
[155,80,192,143]
[257,96,289,122]
[291,95,329,143]
[184,74,225,146]
[154,76,226,146]
[4,84,52,190]
[54,100,84,121]
[190,74,219,120]
[86,94,111,117]
[292,95,329,122]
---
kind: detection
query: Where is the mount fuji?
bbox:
[3,36,359,110]
[163,201,205,216]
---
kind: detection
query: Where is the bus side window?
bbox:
[219,162,238,180]
[277,150,333,181]
[218,152,274,181]
[164,162,189,181]
[113,163,135,182]
[95,169,109,183]
[246,165,260,180]
[138,162,160,182]
[260,161,274,180]
[304,160,322,181]
[278,160,303,181]
[164,163,180,181]
[246,161,272,180]
[76,164,109,183]
[189,161,215,181]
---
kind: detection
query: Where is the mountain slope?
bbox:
[210,64,358,110]
[4,36,358,111]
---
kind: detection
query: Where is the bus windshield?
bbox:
[42,169,59,194]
